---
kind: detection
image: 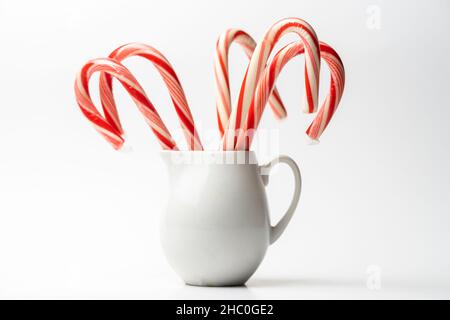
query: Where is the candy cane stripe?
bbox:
[223,18,321,150]
[75,58,178,150]
[214,29,288,138]
[235,41,344,149]
[99,43,203,150]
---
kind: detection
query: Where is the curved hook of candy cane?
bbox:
[75,58,179,150]
[223,17,321,150]
[306,43,345,141]
[214,29,287,137]
[235,41,345,150]
[99,43,203,151]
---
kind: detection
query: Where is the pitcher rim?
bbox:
[159,150,255,154]
[160,150,258,165]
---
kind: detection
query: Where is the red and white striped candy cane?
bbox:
[75,58,178,150]
[305,43,344,141]
[214,29,287,137]
[222,17,321,150]
[99,43,203,150]
[236,41,345,150]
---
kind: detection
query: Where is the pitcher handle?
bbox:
[259,155,302,245]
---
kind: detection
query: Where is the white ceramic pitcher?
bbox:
[160,151,301,286]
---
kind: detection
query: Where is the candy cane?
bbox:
[75,58,178,150]
[305,44,344,140]
[99,43,203,150]
[214,29,287,137]
[222,17,321,150]
[236,41,345,150]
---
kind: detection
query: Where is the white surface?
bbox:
[1,0,450,299]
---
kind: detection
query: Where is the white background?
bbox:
[0,0,449,299]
